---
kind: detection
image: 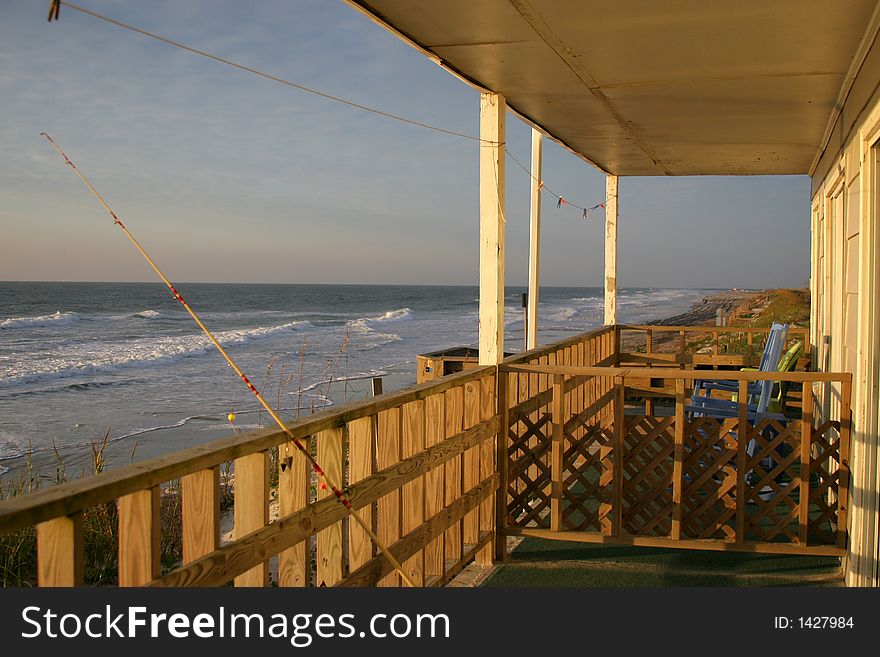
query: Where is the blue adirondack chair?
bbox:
[685,323,790,500]
[687,323,788,423]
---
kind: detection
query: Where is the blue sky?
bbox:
[1,0,811,288]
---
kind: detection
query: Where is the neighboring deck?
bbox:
[0,323,850,587]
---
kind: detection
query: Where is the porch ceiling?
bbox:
[346,0,879,176]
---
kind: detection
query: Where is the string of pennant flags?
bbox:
[48,0,609,223]
[504,150,606,222]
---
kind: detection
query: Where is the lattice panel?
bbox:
[808,420,843,544]
[561,421,613,532]
[743,418,802,543]
[506,408,552,528]
[681,417,739,540]
[621,416,674,536]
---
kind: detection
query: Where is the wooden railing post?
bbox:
[679,330,686,368]
[182,467,219,564]
[118,487,160,586]
[551,374,564,531]
[671,379,685,540]
[233,451,269,586]
[37,514,84,586]
[799,384,813,545]
[612,375,625,535]
[495,368,509,562]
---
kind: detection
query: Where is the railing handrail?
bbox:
[618,324,809,334]
[499,363,851,384]
[504,325,615,364]
[0,364,495,534]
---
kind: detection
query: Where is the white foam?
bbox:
[0,429,32,461]
[0,320,310,388]
[132,309,163,319]
[0,310,82,329]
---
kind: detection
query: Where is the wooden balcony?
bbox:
[0,324,849,586]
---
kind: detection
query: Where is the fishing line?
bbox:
[41,133,416,587]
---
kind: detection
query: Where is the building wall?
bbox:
[812,28,880,588]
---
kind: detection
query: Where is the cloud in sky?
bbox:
[1,0,810,288]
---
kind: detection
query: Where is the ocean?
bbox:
[0,282,710,479]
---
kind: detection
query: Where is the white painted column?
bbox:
[526,128,543,351]
[479,93,506,365]
[604,175,619,326]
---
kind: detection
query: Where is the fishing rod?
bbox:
[41,132,415,588]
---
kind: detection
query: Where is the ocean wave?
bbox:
[0,320,310,388]
[0,310,84,329]
[547,307,579,322]
[352,307,412,331]
[132,309,163,319]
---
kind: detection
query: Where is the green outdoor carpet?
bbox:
[481,537,843,587]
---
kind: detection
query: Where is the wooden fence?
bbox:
[0,322,848,585]
[617,324,811,369]
[0,367,498,587]
[498,362,850,556]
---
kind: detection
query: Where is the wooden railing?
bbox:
[498,362,850,556]
[617,324,811,369]
[1,322,831,585]
[0,366,498,587]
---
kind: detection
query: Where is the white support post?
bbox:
[527,128,543,351]
[479,93,506,366]
[604,175,619,326]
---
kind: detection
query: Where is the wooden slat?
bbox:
[316,427,344,587]
[0,365,496,535]
[118,487,160,586]
[233,451,269,587]
[424,392,445,577]
[444,386,464,565]
[462,380,481,548]
[401,400,426,586]
[671,379,685,540]
[799,385,813,545]
[478,373,496,565]
[36,514,83,586]
[502,527,846,557]
[347,418,374,575]
[182,468,219,565]
[495,369,509,562]
[150,416,498,587]
[278,437,311,587]
[376,408,401,586]
[551,374,564,531]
